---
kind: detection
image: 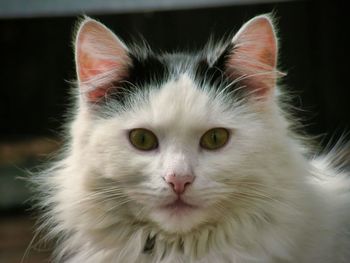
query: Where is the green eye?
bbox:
[200,128,229,150]
[129,128,158,151]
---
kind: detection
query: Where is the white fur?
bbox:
[34,16,350,263]
[36,73,350,262]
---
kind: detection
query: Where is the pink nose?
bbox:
[164,174,195,194]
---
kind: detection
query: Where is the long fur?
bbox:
[31,15,350,263]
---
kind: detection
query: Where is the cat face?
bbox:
[73,15,280,234]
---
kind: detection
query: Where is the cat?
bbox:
[33,14,350,263]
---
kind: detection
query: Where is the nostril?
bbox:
[184,181,191,188]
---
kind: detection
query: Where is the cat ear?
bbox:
[74,17,131,103]
[225,15,280,100]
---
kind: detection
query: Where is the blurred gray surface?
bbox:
[0,165,31,208]
[0,0,295,18]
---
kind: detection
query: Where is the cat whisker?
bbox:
[228,191,296,211]
[104,199,133,213]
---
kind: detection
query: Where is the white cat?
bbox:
[34,14,350,262]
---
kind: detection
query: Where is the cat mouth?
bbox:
[161,198,198,212]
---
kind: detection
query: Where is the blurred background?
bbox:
[0,0,348,262]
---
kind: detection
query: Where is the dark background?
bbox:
[0,0,349,262]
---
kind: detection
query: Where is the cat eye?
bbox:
[129,128,158,151]
[200,128,229,150]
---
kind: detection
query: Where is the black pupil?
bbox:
[212,131,217,144]
[140,133,146,144]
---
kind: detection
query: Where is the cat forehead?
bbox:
[120,74,233,131]
[150,74,214,124]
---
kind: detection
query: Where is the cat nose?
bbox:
[163,174,195,195]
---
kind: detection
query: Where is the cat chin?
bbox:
[149,206,210,234]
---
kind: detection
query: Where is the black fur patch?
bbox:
[108,52,169,105]
[194,58,226,88]
[195,44,233,87]
[194,43,245,98]
[129,54,168,87]
[94,42,246,111]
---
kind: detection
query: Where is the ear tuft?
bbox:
[74,17,131,103]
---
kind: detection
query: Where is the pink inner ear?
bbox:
[75,19,130,102]
[78,52,121,83]
[228,16,278,98]
[77,48,126,102]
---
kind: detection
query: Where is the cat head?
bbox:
[71,15,285,234]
